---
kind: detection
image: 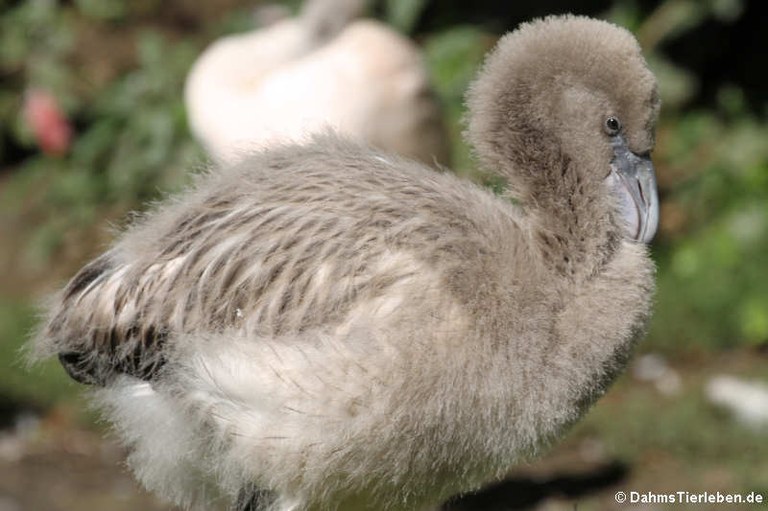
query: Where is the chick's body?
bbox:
[34,15,659,511]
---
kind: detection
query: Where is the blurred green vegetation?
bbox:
[0,0,766,407]
[1,1,202,274]
[0,297,75,405]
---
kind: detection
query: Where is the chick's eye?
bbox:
[605,116,621,135]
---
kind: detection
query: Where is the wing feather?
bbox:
[41,199,399,385]
[38,141,504,386]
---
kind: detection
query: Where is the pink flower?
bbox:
[23,88,73,156]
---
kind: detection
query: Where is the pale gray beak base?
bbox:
[606,134,659,243]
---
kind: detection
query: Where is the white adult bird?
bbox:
[184,0,450,166]
[34,15,659,511]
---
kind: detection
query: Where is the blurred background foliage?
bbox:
[0,0,767,508]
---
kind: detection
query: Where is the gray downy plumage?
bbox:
[31,14,660,511]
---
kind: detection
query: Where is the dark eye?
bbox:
[604,116,621,135]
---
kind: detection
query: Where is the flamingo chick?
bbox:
[34,15,660,511]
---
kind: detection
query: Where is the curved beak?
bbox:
[607,134,659,243]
